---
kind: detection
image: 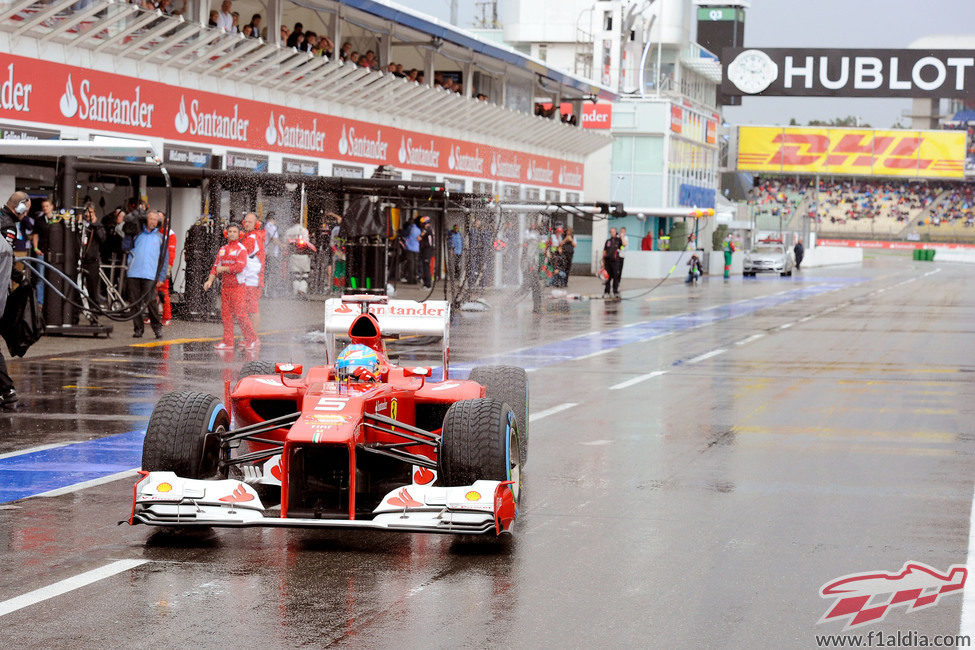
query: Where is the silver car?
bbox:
[743,243,795,277]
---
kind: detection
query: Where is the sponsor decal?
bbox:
[0,63,32,112]
[387,488,422,508]
[338,124,389,160]
[269,458,283,481]
[390,398,398,421]
[558,166,583,188]
[267,113,326,152]
[819,562,967,629]
[737,126,965,179]
[156,482,172,493]
[308,413,349,424]
[398,136,440,168]
[176,96,249,142]
[671,105,683,134]
[722,48,975,98]
[282,157,318,176]
[218,484,255,503]
[448,145,485,173]
[60,74,155,127]
[413,467,435,485]
[164,144,211,167]
[526,159,554,184]
[0,123,58,140]
[465,491,481,501]
[376,401,387,413]
[490,152,521,180]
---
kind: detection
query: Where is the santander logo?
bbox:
[59,74,154,127]
[559,165,582,187]
[491,152,521,180]
[447,145,484,173]
[526,159,554,184]
[398,136,440,168]
[174,96,189,134]
[265,112,277,146]
[341,125,388,160]
[59,75,78,118]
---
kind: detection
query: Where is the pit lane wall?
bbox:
[820,238,975,264]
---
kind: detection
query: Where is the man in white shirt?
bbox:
[216,0,234,32]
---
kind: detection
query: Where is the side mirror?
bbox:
[404,367,431,378]
[275,363,303,376]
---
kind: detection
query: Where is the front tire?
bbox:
[439,398,521,501]
[142,391,229,479]
[469,365,529,465]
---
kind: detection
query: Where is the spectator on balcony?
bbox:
[278,25,289,44]
[215,1,233,32]
[156,0,179,16]
[286,22,303,48]
[407,69,418,82]
[301,31,318,53]
[231,12,240,33]
[339,41,352,61]
[362,50,377,69]
[241,24,252,38]
[349,51,360,65]
[247,13,261,38]
[320,36,334,59]
[208,9,218,27]
[475,93,488,101]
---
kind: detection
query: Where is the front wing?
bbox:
[129,472,517,535]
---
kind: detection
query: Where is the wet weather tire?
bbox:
[239,360,276,379]
[142,391,229,479]
[469,365,529,465]
[439,398,521,501]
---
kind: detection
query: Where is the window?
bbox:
[603,11,613,31]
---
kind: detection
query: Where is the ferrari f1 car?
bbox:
[128,295,528,536]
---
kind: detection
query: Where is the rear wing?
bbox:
[324,295,452,378]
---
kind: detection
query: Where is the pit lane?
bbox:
[1,256,973,647]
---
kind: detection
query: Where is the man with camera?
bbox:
[122,209,168,339]
[0,191,30,407]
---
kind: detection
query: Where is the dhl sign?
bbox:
[737,126,965,179]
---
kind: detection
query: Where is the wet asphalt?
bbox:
[0,255,973,648]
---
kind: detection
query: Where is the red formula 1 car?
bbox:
[129,295,528,536]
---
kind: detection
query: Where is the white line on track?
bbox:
[0,442,79,460]
[798,315,814,323]
[609,370,667,391]
[687,349,726,364]
[735,333,765,346]
[576,348,613,360]
[960,484,975,639]
[779,322,794,330]
[0,559,148,618]
[924,268,942,277]
[34,469,139,498]
[529,403,578,422]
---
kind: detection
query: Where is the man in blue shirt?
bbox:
[448,224,463,283]
[404,218,420,284]
[122,210,168,338]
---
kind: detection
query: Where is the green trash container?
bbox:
[912,249,920,261]
[927,249,936,261]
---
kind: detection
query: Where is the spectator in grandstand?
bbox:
[362,50,377,69]
[247,13,261,38]
[215,0,233,32]
[286,22,303,48]
[339,42,352,61]
[320,36,334,59]
[241,24,252,38]
[278,25,289,44]
[475,93,488,101]
[416,71,425,84]
[349,51,360,65]
[156,0,180,16]
[300,31,317,53]
[207,9,218,27]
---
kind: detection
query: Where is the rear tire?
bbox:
[439,398,521,501]
[142,391,229,479]
[469,365,529,465]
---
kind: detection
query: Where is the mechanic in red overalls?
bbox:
[241,212,265,330]
[203,223,258,351]
[157,224,177,326]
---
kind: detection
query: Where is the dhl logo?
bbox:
[737,127,965,179]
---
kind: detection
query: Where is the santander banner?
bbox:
[0,53,583,189]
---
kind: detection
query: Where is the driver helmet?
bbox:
[335,344,380,381]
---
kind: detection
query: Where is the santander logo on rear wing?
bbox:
[324,296,452,377]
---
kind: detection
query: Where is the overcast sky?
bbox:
[393,0,974,128]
